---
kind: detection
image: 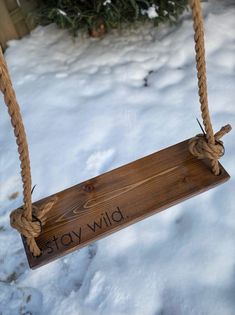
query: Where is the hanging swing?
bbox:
[0,0,232,269]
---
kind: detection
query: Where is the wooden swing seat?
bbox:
[22,138,229,269]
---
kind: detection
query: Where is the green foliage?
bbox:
[36,0,189,36]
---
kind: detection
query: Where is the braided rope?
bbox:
[0,47,56,256]
[189,0,231,174]
[0,48,32,221]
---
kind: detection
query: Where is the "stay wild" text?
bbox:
[43,207,125,255]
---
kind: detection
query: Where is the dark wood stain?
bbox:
[21,139,230,269]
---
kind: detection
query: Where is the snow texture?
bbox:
[0,0,234,314]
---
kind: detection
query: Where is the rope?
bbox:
[0,47,56,256]
[189,0,231,175]
[0,0,232,257]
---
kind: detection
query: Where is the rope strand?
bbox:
[189,0,231,175]
[0,48,32,221]
[0,47,56,256]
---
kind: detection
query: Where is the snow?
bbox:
[0,0,234,314]
[103,0,111,5]
[57,9,67,17]
[142,5,159,19]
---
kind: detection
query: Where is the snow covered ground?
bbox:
[0,0,234,314]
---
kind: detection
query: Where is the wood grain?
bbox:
[21,139,230,268]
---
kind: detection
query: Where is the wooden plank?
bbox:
[10,8,25,24]
[0,0,38,50]
[21,139,230,268]
[0,0,18,50]
[8,3,30,38]
[14,20,29,38]
[5,0,18,11]
[10,0,38,32]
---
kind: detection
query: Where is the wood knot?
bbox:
[182,176,189,184]
[83,183,94,193]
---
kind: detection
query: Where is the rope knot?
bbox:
[189,124,232,174]
[10,207,41,239]
[10,197,58,257]
[189,134,224,161]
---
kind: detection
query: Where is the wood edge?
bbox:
[25,162,230,269]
